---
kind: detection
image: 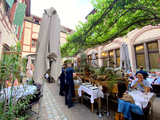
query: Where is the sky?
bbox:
[31,0,94,30]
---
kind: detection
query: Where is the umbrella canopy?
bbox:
[91,50,97,67]
[120,42,131,71]
[33,7,61,82]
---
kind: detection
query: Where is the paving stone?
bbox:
[46,107,51,110]
[53,112,58,116]
[55,115,60,120]
[47,110,52,114]
[60,114,65,118]
[48,114,54,119]
[63,118,68,120]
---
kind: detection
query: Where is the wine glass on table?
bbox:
[137,87,140,91]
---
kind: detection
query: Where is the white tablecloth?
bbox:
[0,85,37,102]
[78,85,104,103]
[129,90,155,109]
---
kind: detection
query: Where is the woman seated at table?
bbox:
[117,81,135,104]
[152,72,160,84]
[131,73,150,92]
[6,74,19,88]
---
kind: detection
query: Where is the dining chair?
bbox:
[117,99,145,120]
[151,84,160,93]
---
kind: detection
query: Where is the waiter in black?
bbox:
[65,62,76,108]
[135,66,149,79]
[59,64,66,96]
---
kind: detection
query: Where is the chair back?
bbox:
[118,99,144,120]
[151,84,160,93]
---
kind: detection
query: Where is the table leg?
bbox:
[81,91,83,104]
[150,94,156,115]
[97,98,102,108]
[91,103,93,112]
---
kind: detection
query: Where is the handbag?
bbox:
[115,112,125,120]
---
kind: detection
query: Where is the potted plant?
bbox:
[0,43,35,119]
[149,69,156,74]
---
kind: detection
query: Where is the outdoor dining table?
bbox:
[78,85,104,112]
[128,90,156,114]
[0,85,37,102]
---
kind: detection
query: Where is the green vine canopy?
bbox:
[60,0,160,57]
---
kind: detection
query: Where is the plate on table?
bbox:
[85,85,93,88]
[85,82,91,85]
[89,86,99,90]
[82,83,86,86]
[82,82,90,86]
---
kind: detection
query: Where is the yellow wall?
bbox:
[23,28,31,45]
[31,47,36,52]
[134,28,160,43]
[23,45,30,51]
[25,21,32,28]
[33,24,40,33]
[32,33,38,39]
[60,32,67,45]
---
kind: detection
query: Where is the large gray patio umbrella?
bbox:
[33,7,61,119]
[91,50,97,67]
[120,42,131,72]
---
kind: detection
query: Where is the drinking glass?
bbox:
[145,88,148,95]
[144,96,149,100]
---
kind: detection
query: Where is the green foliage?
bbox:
[17,41,22,53]
[73,67,79,72]
[65,59,72,64]
[61,0,160,57]
[80,52,86,67]
[0,45,34,119]
[150,69,157,72]
[22,58,27,73]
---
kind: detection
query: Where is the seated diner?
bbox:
[117,81,135,104]
[129,72,135,82]
[116,82,144,120]
[131,73,150,92]
[6,74,18,88]
[152,72,160,84]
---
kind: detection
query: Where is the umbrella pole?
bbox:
[37,76,45,120]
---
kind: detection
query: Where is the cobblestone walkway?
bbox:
[29,83,67,120]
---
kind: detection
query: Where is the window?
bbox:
[32,39,37,47]
[135,45,145,69]
[35,20,39,23]
[87,55,92,66]
[35,19,40,24]
[147,42,159,69]
[116,49,120,67]
[136,54,145,69]
[102,52,108,67]
[109,51,114,68]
